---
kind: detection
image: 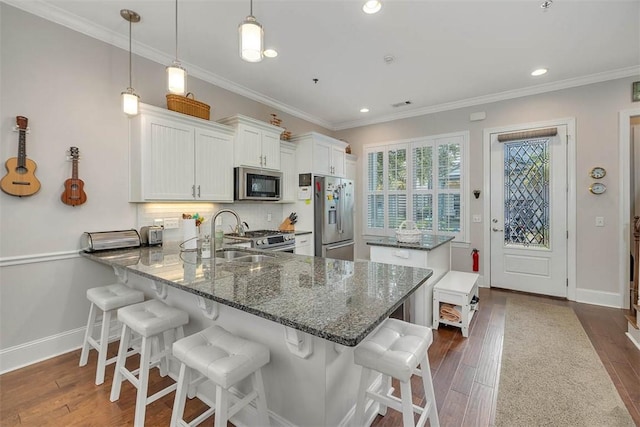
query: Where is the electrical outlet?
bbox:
[472,214,482,223]
[595,216,604,227]
[153,218,164,226]
[267,213,272,222]
[164,218,179,229]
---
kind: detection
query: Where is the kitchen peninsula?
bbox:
[367,234,454,327]
[81,245,433,426]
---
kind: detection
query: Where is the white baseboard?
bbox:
[0,327,85,375]
[575,288,624,308]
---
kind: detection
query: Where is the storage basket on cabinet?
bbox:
[395,220,423,243]
[166,92,210,120]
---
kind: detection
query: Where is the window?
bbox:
[364,131,469,242]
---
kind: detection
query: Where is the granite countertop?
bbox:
[365,234,455,251]
[81,245,433,347]
[294,230,312,236]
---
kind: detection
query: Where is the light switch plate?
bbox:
[164,218,179,229]
[472,214,482,223]
[595,216,604,227]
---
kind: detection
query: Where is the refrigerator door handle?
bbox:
[325,241,355,250]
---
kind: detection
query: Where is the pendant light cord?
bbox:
[174,0,179,60]
[250,0,253,16]
[128,18,132,88]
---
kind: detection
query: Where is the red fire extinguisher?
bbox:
[472,249,479,272]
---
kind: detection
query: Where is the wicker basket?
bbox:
[166,92,210,120]
[395,220,423,243]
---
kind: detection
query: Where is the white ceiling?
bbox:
[7,0,640,130]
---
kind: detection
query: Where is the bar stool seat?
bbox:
[353,318,439,427]
[79,283,144,385]
[110,299,189,427]
[170,325,270,427]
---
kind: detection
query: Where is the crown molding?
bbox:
[332,66,640,130]
[3,1,639,132]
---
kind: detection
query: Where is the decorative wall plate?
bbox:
[589,182,607,194]
[589,166,606,179]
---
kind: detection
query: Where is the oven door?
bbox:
[265,244,295,253]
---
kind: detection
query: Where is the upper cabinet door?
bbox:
[331,145,346,177]
[195,127,233,202]
[261,130,281,170]
[313,140,332,175]
[145,117,195,200]
[236,125,263,168]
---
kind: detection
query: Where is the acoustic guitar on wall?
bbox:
[0,116,41,197]
[61,146,87,206]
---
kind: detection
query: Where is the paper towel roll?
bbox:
[182,219,197,250]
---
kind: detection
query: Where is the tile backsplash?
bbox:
[136,202,290,242]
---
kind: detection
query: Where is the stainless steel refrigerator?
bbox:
[314,176,355,261]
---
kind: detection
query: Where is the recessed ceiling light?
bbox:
[531,68,548,76]
[360,107,370,113]
[362,1,382,14]
[263,49,278,58]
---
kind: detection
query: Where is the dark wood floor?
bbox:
[1,288,638,426]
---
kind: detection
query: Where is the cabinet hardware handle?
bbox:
[192,185,196,198]
[264,155,266,165]
[492,227,504,232]
[197,185,201,198]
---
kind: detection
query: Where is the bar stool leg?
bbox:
[400,380,415,427]
[252,368,270,425]
[79,303,97,367]
[134,336,151,427]
[214,385,229,427]
[353,366,371,426]
[110,324,131,402]
[95,309,112,385]
[421,356,439,427]
[378,374,391,416]
[170,362,190,427]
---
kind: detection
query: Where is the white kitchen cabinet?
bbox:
[218,114,283,170]
[295,234,314,256]
[346,153,357,181]
[130,103,234,202]
[290,132,348,177]
[280,142,296,203]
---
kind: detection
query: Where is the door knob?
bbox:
[492,227,504,232]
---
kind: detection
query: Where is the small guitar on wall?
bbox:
[0,116,41,197]
[61,146,87,206]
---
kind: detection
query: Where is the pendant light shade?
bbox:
[239,0,264,63]
[167,61,187,94]
[122,89,140,116]
[121,9,140,116]
[167,0,187,94]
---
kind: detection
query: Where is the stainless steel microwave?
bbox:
[234,167,282,201]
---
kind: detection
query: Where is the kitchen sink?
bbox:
[234,254,274,263]
[214,249,276,264]
[215,250,252,260]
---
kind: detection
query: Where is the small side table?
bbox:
[433,271,479,337]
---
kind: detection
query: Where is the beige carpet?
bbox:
[495,296,635,427]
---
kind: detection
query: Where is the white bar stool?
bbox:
[353,318,439,427]
[170,325,271,427]
[79,283,144,385]
[110,299,189,427]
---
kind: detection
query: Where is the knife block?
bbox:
[279,218,295,232]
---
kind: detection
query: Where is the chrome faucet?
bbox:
[211,209,244,258]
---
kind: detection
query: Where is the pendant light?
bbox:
[166,0,187,94]
[121,9,140,116]
[238,0,264,63]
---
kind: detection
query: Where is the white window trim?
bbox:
[363,131,470,244]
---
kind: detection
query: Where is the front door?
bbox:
[490,125,567,297]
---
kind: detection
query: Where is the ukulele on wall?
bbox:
[0,116,41,197]
[61,146,87,206]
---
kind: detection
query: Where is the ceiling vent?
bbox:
[391,100,412,108]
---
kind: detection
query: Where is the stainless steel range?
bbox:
[226,230,295,252]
